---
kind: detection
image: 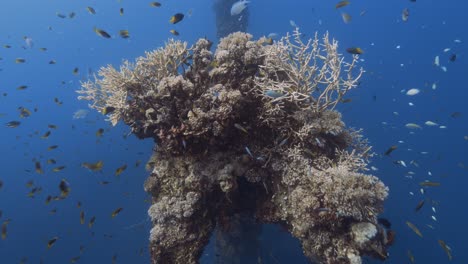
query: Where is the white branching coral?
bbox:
[255,28,363,113]
[77,39,190,126]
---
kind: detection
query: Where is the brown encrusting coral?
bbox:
[78,28,390,264]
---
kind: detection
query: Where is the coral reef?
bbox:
[78,29,390,264]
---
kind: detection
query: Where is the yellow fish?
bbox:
[336,1,350,9]
[169,13,184,24]
[115,164,127,176]
[47,237,59,249]
[438,240,453,260]
[81,160,104,171]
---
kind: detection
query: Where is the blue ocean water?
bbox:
[0,0,466,263]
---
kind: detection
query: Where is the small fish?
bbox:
[341,12,352,23]
[406,88,420,96]
[434,55,440,66]
[346,47,363,54]
[449,54,457,62]
[149,2,161,7]
[119,30,129,39]
[234,123,248,134]
[94,27,111,38]
[169,29,179,36]
[415,200,425,212]
[120,8,124,15]
[0,180,3,190]
[450,112,462,118]
[87,7,96,14]
[41,131,51,139]
[48,124,57,129]
[425,121,438,126]
[49,60,56,64]
[77,201,81,208]
[3,45,11,48]
[47,237,58,249]
[56,12,66,18]
[52,166,65,172]
[169,13,184,24]
[402,8,409,22]
[384,145,397,155]
[405,123,422,129]
[15,58,26,63]
[69,12,76,19]
[48,145,58,151]
[59,179,70,197]
[406,221,423,237]
[96,128,104,137]
[81,161,104,171]
[115,164,127,176]
[438,240,453,260]
[102,106,116,115]
[2,222,7,240]
[419,181,440,187]
[73,67,79,75]
[245,146,254,158]
[111,207,123,218]
[88,216,96,228]
[231,0,250,16]
[35,161,44,174]
[336,0,350,9]
[80,211,85,224]
[6,121,20,128]
[99,181,111,185]
[47,159,57,164]
[19,107,31,118]
[70,256,81,263]
[16,85,28,90]
[45,195,52,204]
[407,250,415,263]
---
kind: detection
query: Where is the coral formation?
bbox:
[78,28,390,264]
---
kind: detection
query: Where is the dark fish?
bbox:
[96,128,104,137]
[56,12,66,18]
[377,217,392,229]
[384,145,397,155]
[414,200,425,212]
[169,13,184,24]
[88,216,96,228]
[47,237,58,249]
[111,207,123,218]
[70,256,81,263]
[336,1,350,9]
[94,27,111,38]
[419,181,440,187]
[41,131,51,139]
[80,210,85,224]
[102,106,116,115]
[119,30,129,39]
[6,121,20,128]
[0,180,3,190]
[35,161,44,174]
[47,145,58,151]
[59,179,70,197]
[87,7,96,14]
[48,124,57,129]
[450,111,462,118]
[49,60,56,64]
[169,29,179,36]
[73,67,79,75]
[120,8,124,16]
[47,159,56,164]
[69,12,76,18]
[115,164,127,176]
[438,240,453,260]
[449,54,457,62]
[16,85,28,90]
[150,2,161,7]
[346,47,363,54]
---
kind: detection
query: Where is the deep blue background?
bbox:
[0,0,466,263]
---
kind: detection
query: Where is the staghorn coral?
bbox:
[78,29,390,264]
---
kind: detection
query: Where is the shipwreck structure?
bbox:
[78,29,391,264]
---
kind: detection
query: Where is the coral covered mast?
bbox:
[78,29,391,264]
